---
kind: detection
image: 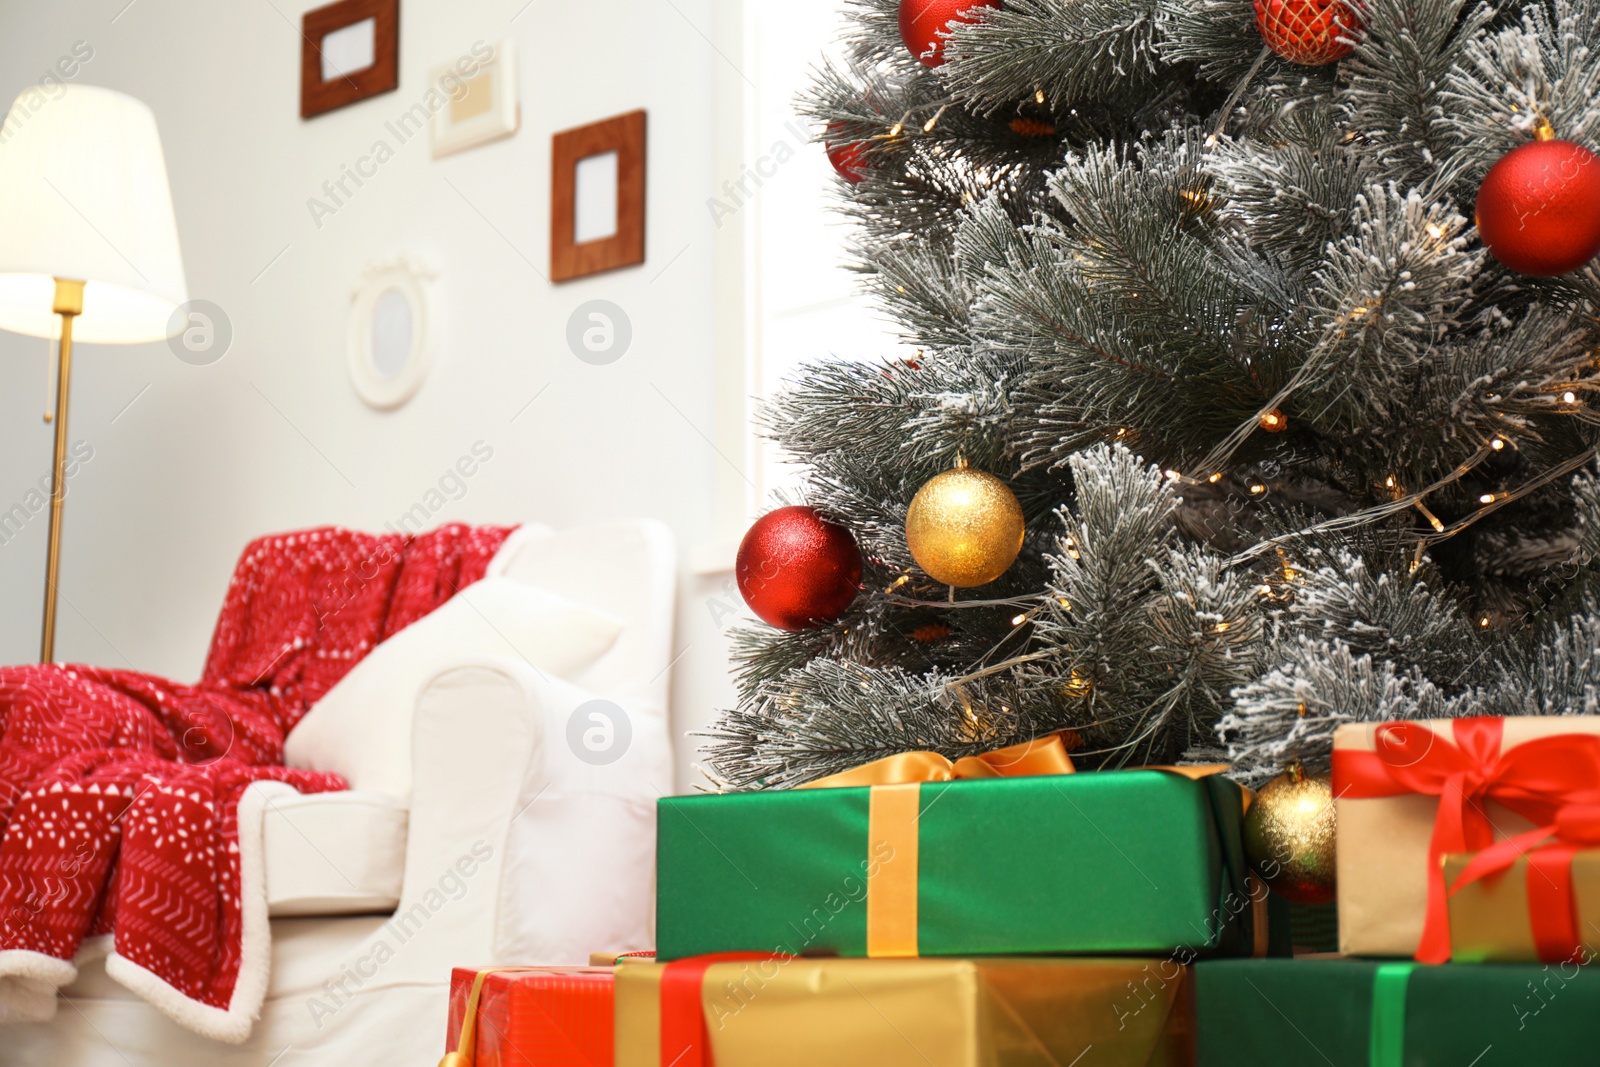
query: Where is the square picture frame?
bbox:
[550,110,647,283]
[429,39,519,159]
[300,0,400,119]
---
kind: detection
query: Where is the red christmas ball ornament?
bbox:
[737,506,863,631]
[899,0,1000,68]
[1254,0,1363,66]
[1476,130,1600,276]
[825,123,869,184]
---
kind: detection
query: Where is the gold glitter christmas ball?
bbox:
[905,463,1025,588]
[1243,761,1337,905]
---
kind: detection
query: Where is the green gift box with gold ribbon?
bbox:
[1196,958,1600,1065]
[657,743,1281,961]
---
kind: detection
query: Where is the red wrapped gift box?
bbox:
[443,966,614,1067]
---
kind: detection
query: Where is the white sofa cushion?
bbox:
[263,791,407,917]
[284,578,624,796]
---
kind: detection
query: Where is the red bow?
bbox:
[1333,718,1600,963]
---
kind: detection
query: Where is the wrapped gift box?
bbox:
[1444,850,1600,963]
[443,966,613,1067]
[616,955,1197,1067]
[1333,716,1600,959]
[657,770,1277,960]
[1196,958,1600,1064]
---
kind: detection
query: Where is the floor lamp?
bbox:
[0,85,188,662]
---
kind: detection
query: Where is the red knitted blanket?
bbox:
[0,523,512,1041]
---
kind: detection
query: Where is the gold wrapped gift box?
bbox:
[1444,851,1600,963]
[615,956,1195,1067]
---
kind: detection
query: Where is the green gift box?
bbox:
[657,769,1280,961]
[1196,957,1600,1065]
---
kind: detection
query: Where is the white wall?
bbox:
[0,0,750,791]
[745,0,909,503]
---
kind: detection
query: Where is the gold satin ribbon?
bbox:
[440,967,549,1067]
[799,734,1077,957]
[1151,762,1233,782]
[867,783,923,957]
[798,732,1079,791]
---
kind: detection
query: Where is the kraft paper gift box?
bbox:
[442,965,614,1067]
[615,955,1197,1067]
[1196,957,1600,1065]
[1332,716,1600,960]
[656,769,1281,961]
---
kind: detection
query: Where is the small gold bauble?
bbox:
[905,464,1025,588]
[1242,761,1337,905]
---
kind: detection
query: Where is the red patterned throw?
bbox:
[0,523,511,1041]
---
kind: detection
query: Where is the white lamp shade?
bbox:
[0,85,186,344]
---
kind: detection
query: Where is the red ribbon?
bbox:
[659,953,770,1067]
[1333,718,1600,963]
[1450,803,1600,961]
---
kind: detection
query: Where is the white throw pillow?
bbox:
[283,578,624,797]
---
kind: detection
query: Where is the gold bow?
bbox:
[798,732,1079,790]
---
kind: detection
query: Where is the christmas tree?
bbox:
[704,0,1600,791]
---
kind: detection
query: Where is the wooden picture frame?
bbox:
[300,0,399,120]
[550,110,647,283]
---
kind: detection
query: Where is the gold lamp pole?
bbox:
[0,85,189,664]
[40,277,84,663]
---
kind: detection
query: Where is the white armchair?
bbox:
[7,520,677,1066]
